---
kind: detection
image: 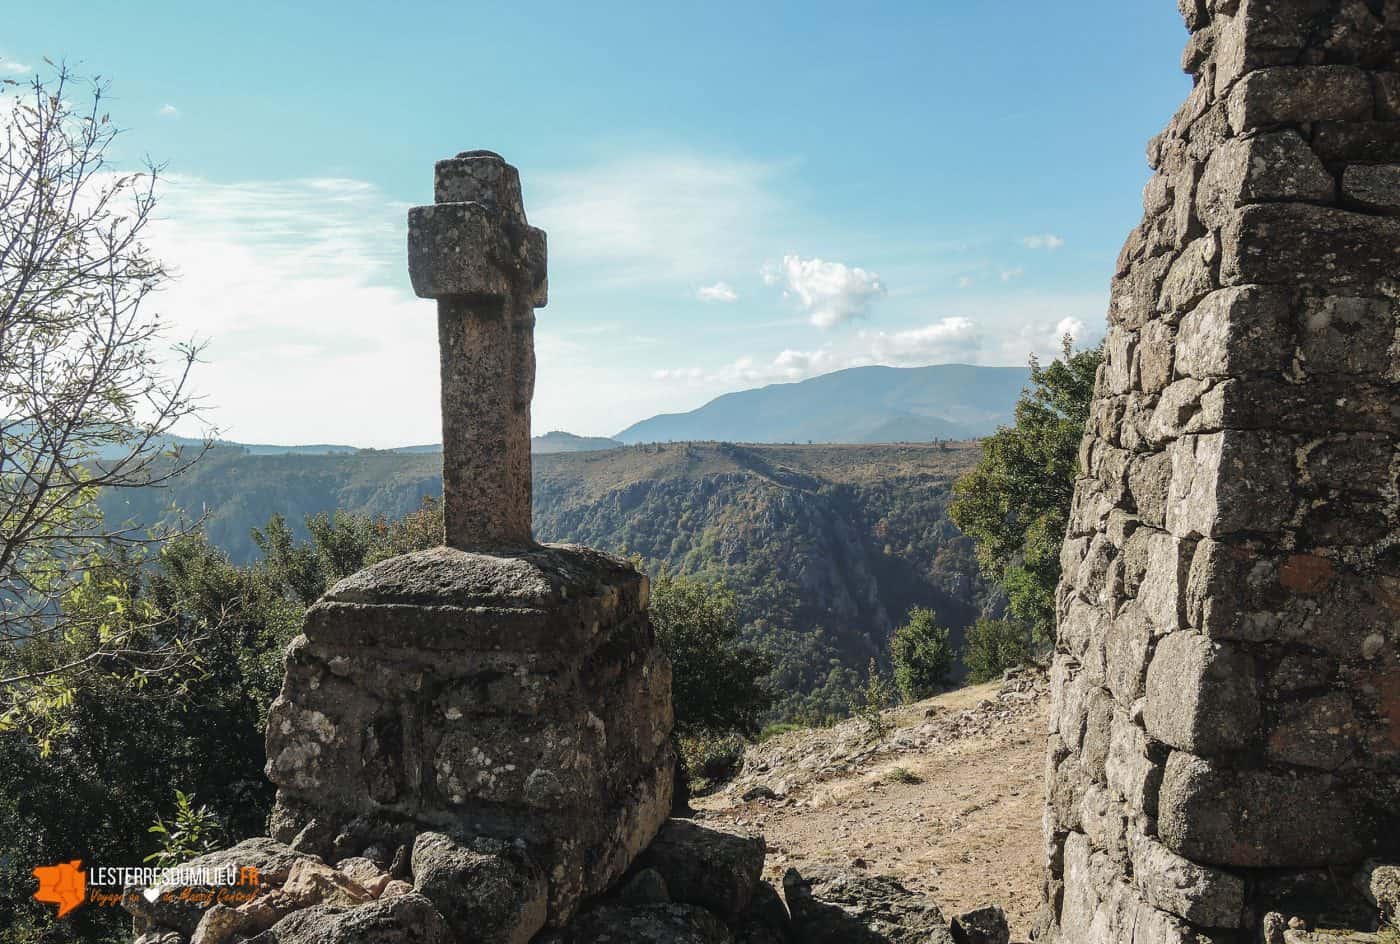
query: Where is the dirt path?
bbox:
[693,676,1048,941]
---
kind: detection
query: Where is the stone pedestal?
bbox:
[264,544,675,925]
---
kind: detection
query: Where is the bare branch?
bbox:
[0,62,212,717]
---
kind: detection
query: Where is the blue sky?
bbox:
[5,1,1189,446]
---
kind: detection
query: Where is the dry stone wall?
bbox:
[1044,1,1400,941]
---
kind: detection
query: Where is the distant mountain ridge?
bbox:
[97,431,619,458]
[615,364,1029,444]
[532,431,623,453]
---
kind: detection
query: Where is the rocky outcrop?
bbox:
[125,824,1017,944]
[1044,2,1400,942]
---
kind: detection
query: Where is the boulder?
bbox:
[379,880,413,899]
[334,857,392,897]
[782,866,955,944]
[123,839,321,935]
[190,905,246,944]
[566,903,734,943]
[949,905,1010,944]
[1355,860,1400,923]
[410,831,547,944]
[618,868,672,905]
[280,859,374,910]
[735,881,792,944]
[634,819,766,922]
[245,892,453,944]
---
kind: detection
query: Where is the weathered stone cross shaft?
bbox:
[407,151,547,548]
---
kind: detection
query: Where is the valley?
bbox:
[97,441,994,722]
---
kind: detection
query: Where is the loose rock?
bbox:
[634,819,765,922]
[782,866,955,944]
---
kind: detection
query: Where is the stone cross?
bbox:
[407,151,547,548]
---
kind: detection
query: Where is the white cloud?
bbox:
[863,317,982,365]
[1011,314,1103,366]
[158,104,180,118]
[697,281,738,303]
[1023,233,1064,251]
[532,153,780,287]
[142,174,432,447]
[650,286,1107,392]
[655,316,983,389]
[761,253,886,329]
[1057,317,1088,341]
[957,276,973,289]
[2,60,30,75]
[652,366,706,381]
[1001,267,1024,282]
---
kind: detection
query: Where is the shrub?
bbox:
[882,766,922,785]
[679,729,748,787]
[145,790,223,868]
[647,572,772,736]
[858,659,896,739]
[758,722,805,742]
[890,608,954,702]
[962,618,1033,684]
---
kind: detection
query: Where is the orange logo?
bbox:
[33,860,87,918]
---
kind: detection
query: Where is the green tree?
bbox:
[961,617,1032,684]
[889,607,954,702]
[949,337,1102,644]
[647,572,771,737]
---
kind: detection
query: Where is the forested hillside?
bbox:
[97,442,993,720]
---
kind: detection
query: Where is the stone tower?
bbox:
[1043,2,1400,942]
[262,152,675,934]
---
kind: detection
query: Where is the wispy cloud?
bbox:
[697,281,738,303]
[654,316,981,388]
[158,103,180,118]
[0,60,30,75]
[1022,233,1064,251]
[957,276,973,289]
[532,152,781,287]
[1000,267,1024,282]
[761,254,886,329]
[144,174,432,446]
[865,317,982,364]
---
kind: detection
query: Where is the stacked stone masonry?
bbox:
[1043,1,1400,942]
[263,545,676,929]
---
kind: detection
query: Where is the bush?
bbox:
[962,618,1033,684]
[679,729,748,787]
[758,722,806,742]
[882,766,922,785]
[647,572,772,736]
[858,658,896,739]
[889,608,955,702]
